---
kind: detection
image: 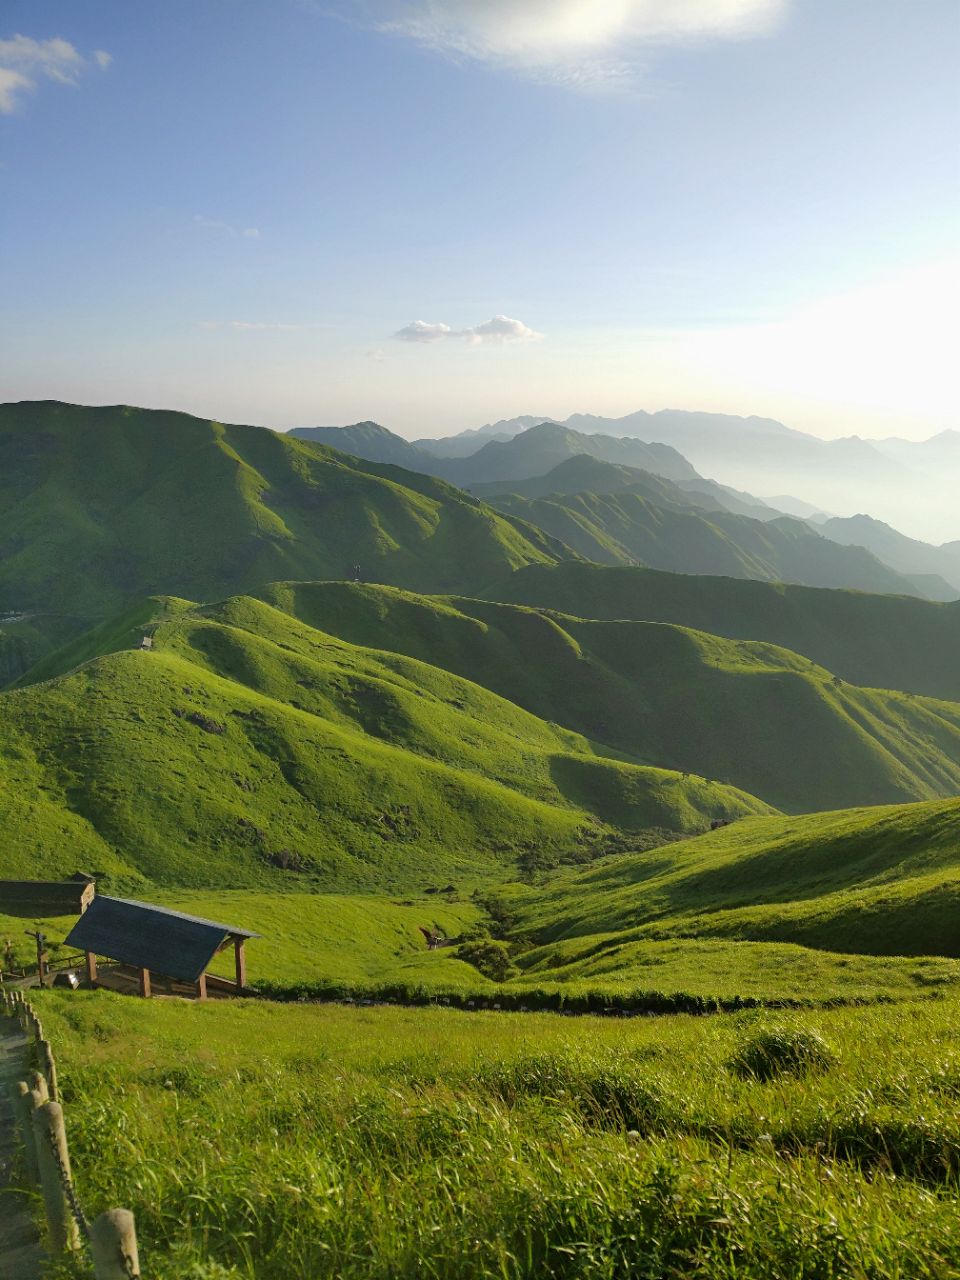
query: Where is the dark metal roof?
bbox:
[65,896,260,983]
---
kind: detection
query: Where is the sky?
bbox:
[1,1,958,441]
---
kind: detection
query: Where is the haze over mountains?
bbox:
[404,409,956,546]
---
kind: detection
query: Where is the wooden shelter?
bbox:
[0,874,95,917]
[65,896,259,999]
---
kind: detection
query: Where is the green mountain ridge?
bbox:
[289,420,434,470]
[0,401,568,642]
[487,486,926,595]
[499,562,960,701]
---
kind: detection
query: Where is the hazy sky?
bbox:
[1,1,957,440]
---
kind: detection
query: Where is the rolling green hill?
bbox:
[505,796,960,960]
[499,562,960,701]
[249,581,960,813]
[0,401,568,639]
[0,593,767,893]
[488,488,923,595]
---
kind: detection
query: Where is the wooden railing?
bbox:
[2,988,142,1279]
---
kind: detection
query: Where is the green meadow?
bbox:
[32,990,960,1280]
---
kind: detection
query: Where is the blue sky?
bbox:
[1,1,957,438]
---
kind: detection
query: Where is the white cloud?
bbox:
[395,314,542,345]
[193,215,262,238]
[464,315,541,344]
[358,0,788,86]
[395,319,455,343]
[0,33,111,113]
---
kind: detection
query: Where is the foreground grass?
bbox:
[33,991,960,1280]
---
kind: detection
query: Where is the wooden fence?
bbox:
[2,988,142,1279]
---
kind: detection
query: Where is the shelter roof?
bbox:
[65,896,259,983]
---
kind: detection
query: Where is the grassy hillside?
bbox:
[505,797,960,959]
[0,595,767,893]
[500,562,960,701]
[0,401,567,628]
[489,489,927,595]
[253,581,960,813]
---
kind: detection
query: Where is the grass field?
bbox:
[29,990,960,1280]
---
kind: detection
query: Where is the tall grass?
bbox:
[36,991,960,1280]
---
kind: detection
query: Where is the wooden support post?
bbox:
[138,968,151,999]
[234,936,246,990]
[85,951,98,983]
[33,1100,82,1252]
[196,971,207,1001]
[11,1080,41,1185]
[35,932,47,987]
[90,1208,141,1279]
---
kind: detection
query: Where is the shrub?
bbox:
[457,937,516,982]
[730,1025,836,1081]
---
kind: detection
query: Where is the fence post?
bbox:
[38,1038,59,1101]
[32,1100,83,1252]
[10,1080,41,1185]
[29,1069,49,1103]
[90,1208,141,1279]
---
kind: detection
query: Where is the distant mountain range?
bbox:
[289,421,956,601]
[416,410,958,545]
[294,420,697,487]
[816,514,960,595]
[487,484,928,597]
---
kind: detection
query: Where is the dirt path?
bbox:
[0,1017,46,1279]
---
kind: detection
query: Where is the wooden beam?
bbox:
[234,937,246,990]
[85,951,97,983]
[138,968,151,999]
[196,972,207,1002]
